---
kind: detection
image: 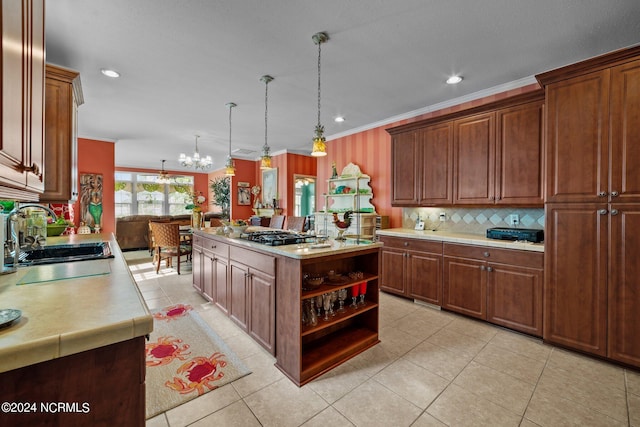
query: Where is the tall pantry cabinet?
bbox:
[537,46,640,367]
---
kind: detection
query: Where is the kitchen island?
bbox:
[0,233,152,426]
[191,228,382,386]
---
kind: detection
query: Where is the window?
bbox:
[115,172,194,217]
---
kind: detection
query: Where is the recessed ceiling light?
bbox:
[334,116,345,123]
[446,75,463,84]
[101,68,120,78]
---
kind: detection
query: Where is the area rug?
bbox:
[145,304,251,419]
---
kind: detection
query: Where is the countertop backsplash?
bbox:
[403,207,545,235]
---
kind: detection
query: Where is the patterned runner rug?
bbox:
[145,304,251,419]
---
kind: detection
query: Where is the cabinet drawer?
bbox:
[230,246,275,276]
[195,236,229,258]
[443,243,542,268]
[379,236,443,254]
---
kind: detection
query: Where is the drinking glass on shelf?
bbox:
[359,281,368,306]
[302,300,309,326]
[323,293,331,321]
[315,295,323,317]
[337,288,347,312]
[308,299,318,326]
[350,285,359,308]
[329,291,337,316]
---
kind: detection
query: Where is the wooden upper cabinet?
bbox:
[0,0,45,197]
[420,122,453,205]
[496,100,544,205]
[610,59,640,203]
[41,65,83,202]
[388,91,544,207]
[545,70,611,203]
[391,131,420,206]
[453,112,495,204]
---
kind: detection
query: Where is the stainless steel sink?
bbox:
[18,242,113,266]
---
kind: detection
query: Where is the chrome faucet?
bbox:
[6,203,58,268]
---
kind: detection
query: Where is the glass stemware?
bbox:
[308,299,318,326]
[329,291,337,316]
[350,285,359,308]
[322,293,331,321]
[315,295,323,317]
[337,288,347,312]
[359,281,367,306]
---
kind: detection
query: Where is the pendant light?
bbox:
[179,135,212,170]
[156,159,172,184]
[225,102,237,176]
[311,32,329,157]
[260,75,274,169]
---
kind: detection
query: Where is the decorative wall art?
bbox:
[80,173,103,231]
[262,168,278,207]
[237,182,250,205]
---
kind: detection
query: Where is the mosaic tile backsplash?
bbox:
[403,207,545,235]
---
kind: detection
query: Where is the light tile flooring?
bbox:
[125,251,640,427]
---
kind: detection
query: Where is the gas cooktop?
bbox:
[241,230,315,246]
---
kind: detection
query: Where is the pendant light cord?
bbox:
[264,78,269,148]
[317,40,322,128]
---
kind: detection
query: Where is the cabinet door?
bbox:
[248,269,275,354]
[391,131,420,206]
[229,261,249,330]
[545,70,610,203]
[454,112,495,204]
[191,244,204,293]
[608,204,640,366]
[1,0,31,189]
[202,250,215,302]
[544,203,608,356]
[487,263,543,336]
[408,250,442,305]
[610,59,640,203]
[496,101,544,205]
[443,256,486,319]
[420,123,453,205]
[380,247,406,295]
[214,257,229,314]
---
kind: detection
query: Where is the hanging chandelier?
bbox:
[156,159,172,184]
[179,135,212,170]
[311,31,329,157]
[225,102,237,176]
[260,75,274,169]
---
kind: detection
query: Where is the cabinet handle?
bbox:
[211,245,216,249]
[598,191,608,197]
[483,251,490,257]
[487,266,493,272]
[611,209,619,216]
[599,209,608,215]
[480,265,486,271]
[403,242,409,247]
[22,162,41,176]
[611,191,619,197]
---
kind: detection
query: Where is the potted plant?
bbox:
[209,176,230,220]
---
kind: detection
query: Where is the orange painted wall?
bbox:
[317,83,541,227]
[75,138,115,234]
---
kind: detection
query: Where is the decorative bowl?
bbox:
[46,224,67,236]
[303,275,324,290]
[230,225,248,235]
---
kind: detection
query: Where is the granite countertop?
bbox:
[193,227,383,259]
[0,233,153,373]
[376,228,544,252]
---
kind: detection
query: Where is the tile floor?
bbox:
[125,251,640,427]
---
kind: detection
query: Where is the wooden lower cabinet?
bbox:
[545,203,640,367]
[0,337,146,426]
[443,243,543,336]
[379,236,442,305]
[192,235,229,312]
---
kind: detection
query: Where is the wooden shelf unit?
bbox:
[275,246,380,386]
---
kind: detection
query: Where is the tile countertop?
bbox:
[376,228,544,252]
[193,227,383,259]
[0,233,153,373]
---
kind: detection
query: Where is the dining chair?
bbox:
[149,222,192,274]
[286,216,306,232]
[269,215,286,229]
[148,218,171,255]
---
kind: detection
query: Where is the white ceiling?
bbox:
[45,0,640,173]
